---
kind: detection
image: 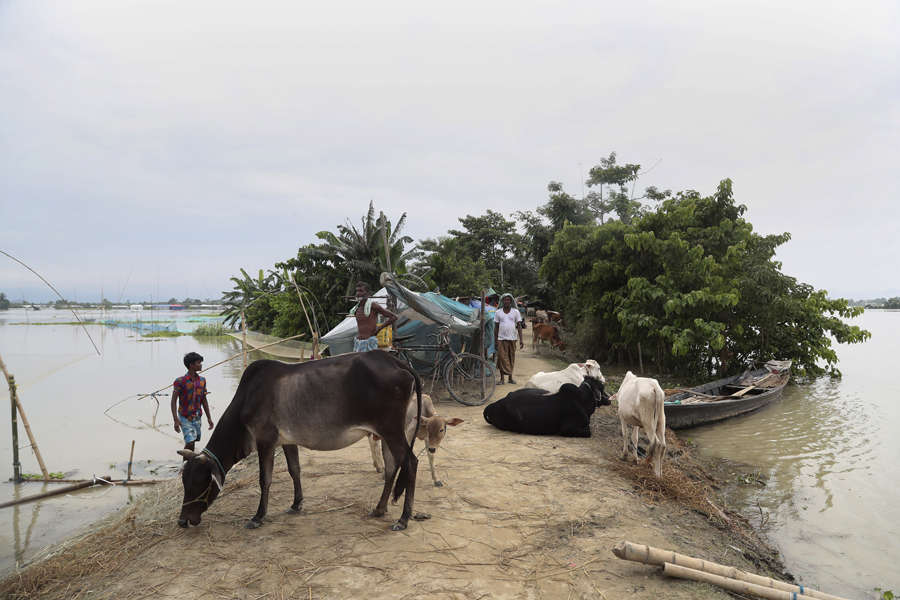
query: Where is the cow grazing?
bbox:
[369,393,464,487]
[614,371,666,478]
[483,376,610,437]
[532,322,564,352]
[527,359,605,393]
[177,352,423,531]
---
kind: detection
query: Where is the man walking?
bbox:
[493,293,523,384]
[351,281,397,352]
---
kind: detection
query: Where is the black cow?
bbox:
[177,351,423,531]
[482,376,610,437]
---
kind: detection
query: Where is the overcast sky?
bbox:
[2,0,898,303]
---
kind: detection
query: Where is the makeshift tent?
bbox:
[320,273,495,372]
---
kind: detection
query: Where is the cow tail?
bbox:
[392,358,421,503]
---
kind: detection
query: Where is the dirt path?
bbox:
[2,350,781,599]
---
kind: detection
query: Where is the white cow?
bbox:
[527,360,605,393]
[614,371,666,478]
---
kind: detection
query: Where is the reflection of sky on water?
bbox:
[0,309,292,575]
[684,310,900,597]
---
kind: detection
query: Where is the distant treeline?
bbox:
[222,151,870,378]
[848,297,900,309]
[0,294,220,309]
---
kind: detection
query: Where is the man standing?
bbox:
[171,352,214,454]
[493,293,523,384]
[352,281,397,352]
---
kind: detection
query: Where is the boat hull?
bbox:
[664,368,789,430]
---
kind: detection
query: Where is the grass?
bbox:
[191,322,229,336]
[20,472,65,480]
[141,331,184,338]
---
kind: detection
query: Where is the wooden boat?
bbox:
[664,360,791,429]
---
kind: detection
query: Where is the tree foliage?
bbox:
[542,178,869,377]
[220,152,868,378]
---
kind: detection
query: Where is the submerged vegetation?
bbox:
[223,152,869,378]
[191,322,229,337]
[141,331,183,338]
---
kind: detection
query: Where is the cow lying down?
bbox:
[368,393,464,487]
[527,359,605,393]
[483,376,610,437]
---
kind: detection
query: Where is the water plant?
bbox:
[141,331,183,338]
[21,472,65,480]
[191,322,229,337]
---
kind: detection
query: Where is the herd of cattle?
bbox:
[177,351,668,532]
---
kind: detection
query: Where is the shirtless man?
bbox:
[352,281,397,352]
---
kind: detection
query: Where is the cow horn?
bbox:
[177,449,199,460]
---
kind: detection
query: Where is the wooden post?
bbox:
[382,229,397,344]
[312,333,319,360]
[0,354,48,481]
[479,289,486,398]
[241,309,248,370]
[8,371,20,483]
[126,440,135,482]
[637,342,644,374]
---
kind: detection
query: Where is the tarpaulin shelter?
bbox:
[320,273,496,373]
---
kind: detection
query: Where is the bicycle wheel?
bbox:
[444,353,497,406]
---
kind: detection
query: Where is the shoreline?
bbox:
[0,351,790,599]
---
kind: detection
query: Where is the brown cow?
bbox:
[532,322,564,353]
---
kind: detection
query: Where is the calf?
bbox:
[614,371,666,478]
[368,394,464,487]
[527,359,605,393]
[532,322,564,353]
[483,376,609,437]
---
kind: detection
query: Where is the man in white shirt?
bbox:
[493,293,523,384]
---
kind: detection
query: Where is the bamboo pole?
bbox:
[287,272,318,359]
[126,440,135,482]
[612,541,848,600]
[241,309,248,370]
[103,332,307,416]
[0,480,94,509]
[0,478,161,510]
[479,289,486,399]
[664,563,822,600]
[8,371,20,482]
[0,354,49,481]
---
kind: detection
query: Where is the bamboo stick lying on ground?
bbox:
[0,478,161,509]
[612,541,849,600]
[664,563,821,600]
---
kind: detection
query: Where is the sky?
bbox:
[1,0,898,303]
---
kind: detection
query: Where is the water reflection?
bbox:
[0,309,270,574]
[685,311,900,597]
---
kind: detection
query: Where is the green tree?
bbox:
[305,201,422,296]
[0,292,9,310]
[220,268,280,332]
[542,178,869,377]
[586,152,643,224]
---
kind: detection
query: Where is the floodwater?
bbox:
[0,308,268,575]
[683,310,900,598]
[1,309,898,595]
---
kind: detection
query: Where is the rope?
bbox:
[0,249,101,355]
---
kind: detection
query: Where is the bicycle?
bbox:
[392,325,497,406]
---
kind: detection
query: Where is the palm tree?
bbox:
[221,268,280,329]
[304,201,425,294]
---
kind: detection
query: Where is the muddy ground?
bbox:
[1,349,786,599]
